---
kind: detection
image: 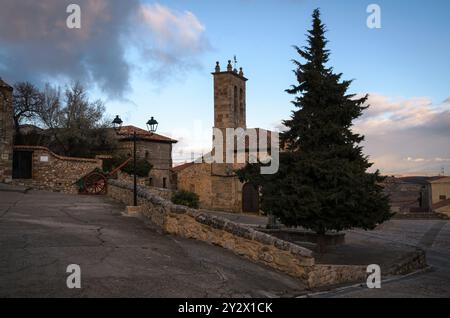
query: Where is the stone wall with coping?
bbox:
[12,145,102,193]
[107,179,368,288]
[388,250,427,275]
[307,264,367,288]
[116,171,174,200]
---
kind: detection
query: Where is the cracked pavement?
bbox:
[0,190,306,298]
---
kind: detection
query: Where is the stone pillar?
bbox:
[0,78,14,183]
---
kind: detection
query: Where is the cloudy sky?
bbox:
[0,0,449,175]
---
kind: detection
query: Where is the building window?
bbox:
[240,87,244,120]
[145,150,149,159]
[163,177,167,189]
[234,86,238,125]
[440,195,447,201]
[148,177,153,186]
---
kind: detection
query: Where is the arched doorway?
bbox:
[242,183,259,213]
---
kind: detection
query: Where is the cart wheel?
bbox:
[84,172,107,195]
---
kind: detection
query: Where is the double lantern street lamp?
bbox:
[112,115,159,207]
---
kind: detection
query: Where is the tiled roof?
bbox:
[399,176,448,185]
[243,128,275,150]
[115,126,177,143]
[428,176,450,183]
[172,162,195,172]
[221,128,276,151]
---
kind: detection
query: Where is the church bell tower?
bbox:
[212,60,247,130]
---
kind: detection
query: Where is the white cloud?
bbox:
[139,4,206,53]
[436,157,450,162]
[0,1,210,97]
[354,93,450,175]
[133,3,211,82]
[354,93,446,135]
[407,157,426,163]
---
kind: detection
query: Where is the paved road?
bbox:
[313,220,450,298]
[0,190,306,298]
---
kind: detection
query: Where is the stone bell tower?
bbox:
[212,60,247,130]
[211,60,248,165]
[0,78,14,183]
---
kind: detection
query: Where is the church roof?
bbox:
[172,162,195,172]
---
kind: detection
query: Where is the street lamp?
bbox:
[112,115,158,207]
[146,117,158,133]
[112,115,123,132]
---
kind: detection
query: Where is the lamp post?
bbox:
[112,115,158,207]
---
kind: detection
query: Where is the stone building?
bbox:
[428,177,450,215]
[383,177,430,213]
[0,78,14,183]
[11,145,101,193]
[383,176,450,214]
[115,126,177,189]
[175,61,275,213]
[10,122,178,190]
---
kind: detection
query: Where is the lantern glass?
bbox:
[146,117,158,133]
[112,115,123,132]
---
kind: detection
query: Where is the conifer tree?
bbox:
[237,9,392,234]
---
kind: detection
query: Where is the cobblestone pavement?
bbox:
[313,220,450,298]
[0,190,306,298]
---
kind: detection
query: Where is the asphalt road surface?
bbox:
[311,220,450,298]
[0,190,306,298]
[1,189,449,298]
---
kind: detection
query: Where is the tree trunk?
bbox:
[316,232,327,254]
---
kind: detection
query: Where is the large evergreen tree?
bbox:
[237,9,392,234]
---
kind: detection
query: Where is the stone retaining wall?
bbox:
[308,264,367,288]
[259,228,346,246]
[116,171,174,200]
[388,250,427,275]
[107,179,370,288]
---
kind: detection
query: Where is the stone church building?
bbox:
[0,78,13,184]
[175,61,274,213]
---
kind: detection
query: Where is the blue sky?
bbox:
[127,1,449,105]
[1,0,449,173]
[113,0,450,125]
